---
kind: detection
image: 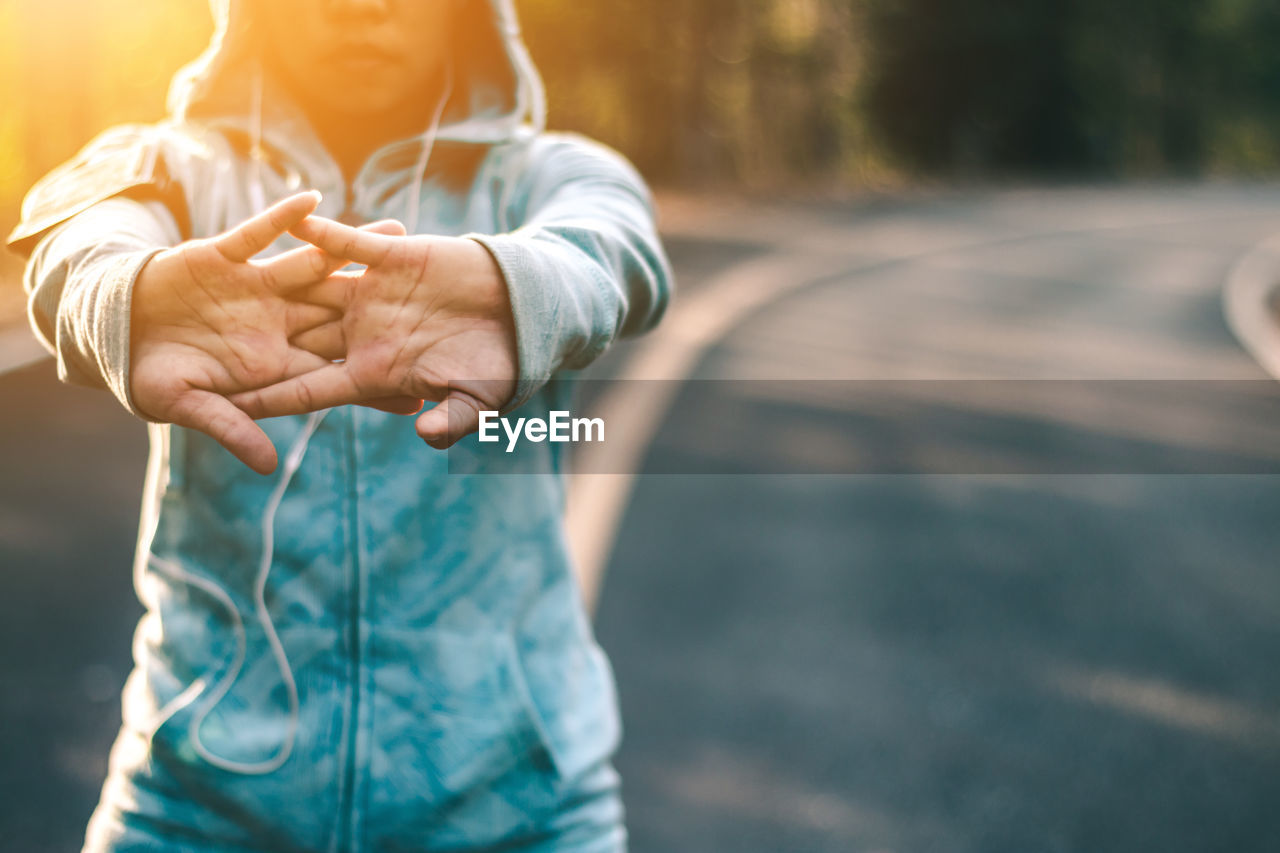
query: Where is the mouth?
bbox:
[328,43,399,73]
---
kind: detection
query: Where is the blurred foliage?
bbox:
[527,0,1280,183]
[862,0,1280,178]
[5,0,1280,237]
[522,0,875,189]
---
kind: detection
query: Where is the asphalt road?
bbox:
[4,185,1280,852]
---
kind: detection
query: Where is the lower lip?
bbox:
[334,55,393,74]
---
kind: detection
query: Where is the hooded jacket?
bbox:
[10,2,671,850]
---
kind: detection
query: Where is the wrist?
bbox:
[129,248,181,345]
[457,237,513,323]
[69,245,173,422]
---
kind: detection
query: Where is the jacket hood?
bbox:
[168,0,546,146]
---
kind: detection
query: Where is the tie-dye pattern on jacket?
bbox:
[9,1,672,850]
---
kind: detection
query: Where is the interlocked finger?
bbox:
[230,363,370,419]
[256,243,349,292]
[214,191,321,263]
[294,272,360,311]
[257,219,407,292]
[291,215,400,267]
[278,345,338,383]
[291,321,345,361]
[284,302,341,337]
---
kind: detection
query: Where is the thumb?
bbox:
[416,391,486,450]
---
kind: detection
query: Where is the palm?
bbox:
[129,192,412,473]
[230,218,519,448]
[133,252,319,398]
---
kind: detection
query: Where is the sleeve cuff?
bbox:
[59,247,165,419]
[465,232,569,413]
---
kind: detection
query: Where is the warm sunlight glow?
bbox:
[0,0,212,322]
[0,0,212,223]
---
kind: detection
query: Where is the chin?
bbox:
[311,68,408,105]
[349,91,408,114]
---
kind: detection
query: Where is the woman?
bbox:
[8,1,671,850]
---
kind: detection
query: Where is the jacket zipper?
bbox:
[336,405,364,852]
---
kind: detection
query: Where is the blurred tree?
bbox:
[6,0,1280,233]
[520,0,873,188]
[863,0,1086,175]
[862,0,1280,179]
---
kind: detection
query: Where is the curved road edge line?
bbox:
[1224,230,1280,380]
[572,210,1280,613]
[565,250,852,611]
[0,323,49,377]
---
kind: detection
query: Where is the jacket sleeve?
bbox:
[9,124,192,416]
[22,197,182,416]
[465,134,673,411]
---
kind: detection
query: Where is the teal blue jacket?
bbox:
[10,1,671,850]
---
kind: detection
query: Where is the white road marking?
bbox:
[1224,230,1280,379]
[571,206,1280,612]
[0,323,49,376]
[565,250,850,609]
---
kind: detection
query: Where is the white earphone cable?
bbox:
[147,411,327,775]
[404,62,455,235]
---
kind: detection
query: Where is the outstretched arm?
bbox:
[25,195,181,415]
[24,191,414,473]
[468,135,673,411]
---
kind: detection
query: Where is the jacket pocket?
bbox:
[514,638,622,785]
[367,628,559,813]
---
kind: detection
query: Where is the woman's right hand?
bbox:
[128,191,403,474]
